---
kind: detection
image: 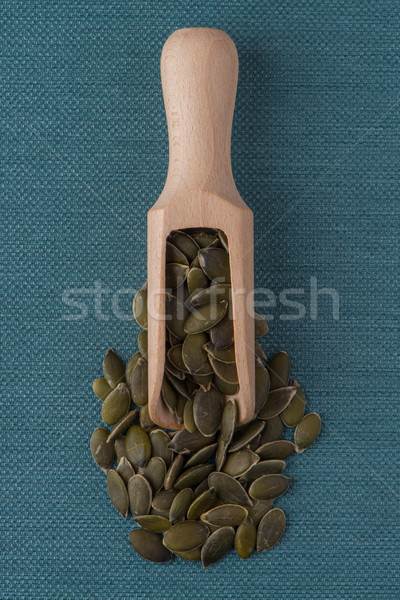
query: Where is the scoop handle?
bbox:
[161,28,238,193]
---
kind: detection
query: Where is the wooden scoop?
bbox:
[147,27,255,429]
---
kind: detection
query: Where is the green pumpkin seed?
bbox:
[164,373,190,402]
[167,429,213,454]
[114,436,126,461]
[183,398,197,433]
[132,283,148,330]
[125,425,151,468]
[128,358,148,407]
[209,356,238,384]
[255,362,270,414]
[182,332,209,373]
[268,351,290,390]
[201,504,247,528]
[152,489,179,513]
[149,428,173,467]
[92,377,112,401]
[187,267,209,295]
[256,440,295,460]
[294,412,321,452]
[222,449,260,478]
[281,385,306,426]
[125,352,142,395]
[248,434,262,452]
[229,421,265,453]
[163,520,209,553]
[167,345,189,374]
[190,229,219,248]
[116,456,136,484]
[184,443,218,469]
[203,341,235,363]
[190,284,231,308]
[247,498,274,526]
[101,383,130,425]
[209,312,234,349]
[193,386,223,437]
[161,376,178,414]
[257,508,286,552]
[165,263,189,290]
[259,416,284,444]
[255,341,267,363]
[198,248,231,283]
[187,487,217,520]
[139,457,166,494]
[213,374,238,395]
[102,348,125,388]
[134,514,171,533]
[139,404,154,431]
[184,301,228,334]
[129,529,172,563]
[240,459,286,483]
[166,241,189,266]
[254,313,268,337]
[192,372,213,391]
[174,464,214,490]
[164,454,185,490]
[127,474,152,516]
[107,469,128,518]
[165,293,189,340]
[201,526,234,568]
[193,478,209,497]
[249,474,292,500]
[169,488,194,524]
[90,427,115,471]
[235,516,256,559]
[215,399,237,471]
[175,393,186,425]
[258,385,297,420]
[174,547,202,561]
[106,409,137,443]
[218,230,229,252]
[168,231,199,263]
[208,472,253,507]
[165,357,185,380]
[137,331,148,361]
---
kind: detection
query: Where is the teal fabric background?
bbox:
[1,1,399,598]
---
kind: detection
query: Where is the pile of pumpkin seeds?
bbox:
[90,227,321,567]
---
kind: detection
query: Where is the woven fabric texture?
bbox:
[1,1,399,598]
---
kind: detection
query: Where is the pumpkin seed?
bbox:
[235,516,256,559]
[132,283,148,330]
[190,284,231,308]
[165,263,189,290]
[255,341,267,363]
[255,362,270,414]
[175,547,202,561]
[248,434,262,452]
[258,385,297,420]
[187,487,217,520]
[107,470,128,518]
[128,474,152,516]
[203,341,235,363]
[129,529,172,563]
[216,399,237,471]
[92,377,112,401]
[208,472,253,507]
[229,421,265,453]
[254,313,269,337]
[213,374,238,396]
[163,520,209,553]
[174,464,214,490]
[149,428,173,467]
[139,457,166,494]
[249,474,292,500]
[167,429,213,454]
[90,427,115,471]
[125,352,142,395]
[210,312,234,349]
[134,514,171,533]
[152,489,179,513]
[184,301,228,334]
[125,425,151,468]
[165,357,185,380]
[139,404,154,431]
[259,416,284,444]
[165,373,190,402]
[193,372,213,391]
[169,488,194,524]
[281,385,306,426]
[184,443,218,469]
[193,386,223,437]
[116,456,136,484]
[294,412,321,452]
[167,344,189,373]
[240,460,286,483]
[198,248,231,283]
[209,356,238,384]
[161,376,178,414]
[193,478,209,498]
[257,508,286,552]
[248,499,274,525]
[166,241,189,266]
[183,398,197,433]
[114,436,126,461]
[268,351,290,390]
[201,504,247,528]
[218,230,229,252]
[256,440,295,460]
[164,454,185,490]
[102,348,125,388]
[168,230,199,263]
[129,358,148,407]
[137,331,148,361]
[222,449,260,478]
[182,332,209,373]
[201,526,235,568]
[187,267,209,295]
[190,229,219,248]
[106,409,137,443]
[165,293,189,340]
[101,383,130,425]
